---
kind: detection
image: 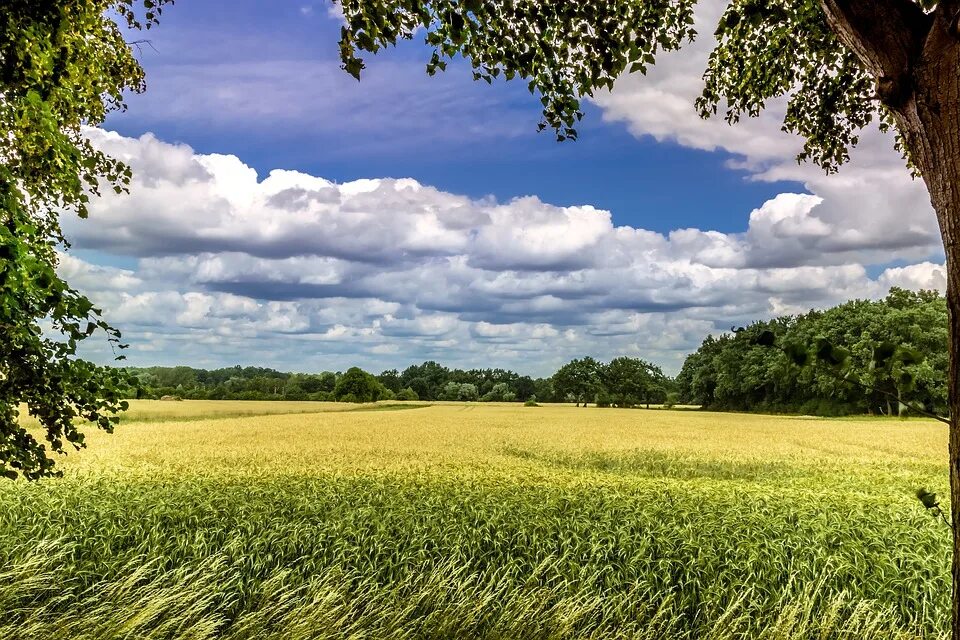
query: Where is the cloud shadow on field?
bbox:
[501,446,800,482]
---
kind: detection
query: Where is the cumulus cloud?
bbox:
[60,129,944,376]
[589,0,940,273]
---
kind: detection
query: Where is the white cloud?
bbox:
[324,1,346,24]
[62,130,944,376]
[878,262,947,292]
[591,0,940,271]
[57,253,142,291]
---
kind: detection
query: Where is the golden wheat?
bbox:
[0,402,950,639]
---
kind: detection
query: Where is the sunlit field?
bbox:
[14,399,359,430]
[0,401,951,639]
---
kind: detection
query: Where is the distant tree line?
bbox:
[127,362,546,403]
[676,288,947,416]
[126,356,672,406]
[125,288,945,416]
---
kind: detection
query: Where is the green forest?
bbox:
[677,288,947,416]
[129,288,946,416]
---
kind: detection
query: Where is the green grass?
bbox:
[0,402,951,639]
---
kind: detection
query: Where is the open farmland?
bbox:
[0,402,952,639]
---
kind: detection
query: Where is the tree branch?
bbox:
[937,0,960,23]
[819,0,932,108]
[809,358,950,424]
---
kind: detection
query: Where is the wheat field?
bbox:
[0,401,951,639]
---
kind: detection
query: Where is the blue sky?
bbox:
[106,0,796,234]
[66,0,946,376]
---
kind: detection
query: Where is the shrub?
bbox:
[483,382,516,402]
[458,383,479,401]
[440,382,461,401]
[395,388,419,401]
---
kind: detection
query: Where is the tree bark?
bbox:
[814,4,960,629]
[820,0,930,97]
[820,2,960,635]
[815,1,960,632]
[906,16,960,634]
[949,274,960,639]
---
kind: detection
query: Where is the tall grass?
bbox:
[0,403,951,638]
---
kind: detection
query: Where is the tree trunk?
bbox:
[914,142,960,638]
[813,7,960,626]
[936,230,960,637]
[904,27,960,636]
[949,283,960,638]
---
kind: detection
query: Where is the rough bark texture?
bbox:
[821,0,930,105]
[911,14,960,637]
[821,1,960,635]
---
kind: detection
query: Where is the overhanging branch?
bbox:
[820,0,932,108]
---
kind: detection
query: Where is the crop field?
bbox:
[0,401,951,639]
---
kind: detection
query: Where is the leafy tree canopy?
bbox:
[677,288,947,416]
[335,0,919,171]
[552,357,602,406]
[334,367,388,403]
[1,0,172,479]
[603,357,667,408]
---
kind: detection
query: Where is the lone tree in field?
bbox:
[335,0,960,632]
[0,1,171,479]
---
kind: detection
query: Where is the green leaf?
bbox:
[814,338,849,367]
[344,58,364,80]
[783,342,809,367]
[754,330,776,347]
[898,370,916,393]
[0,0,149,479]
[872,341,896,368]
[896,347,924,366]
[917,487,939,509]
